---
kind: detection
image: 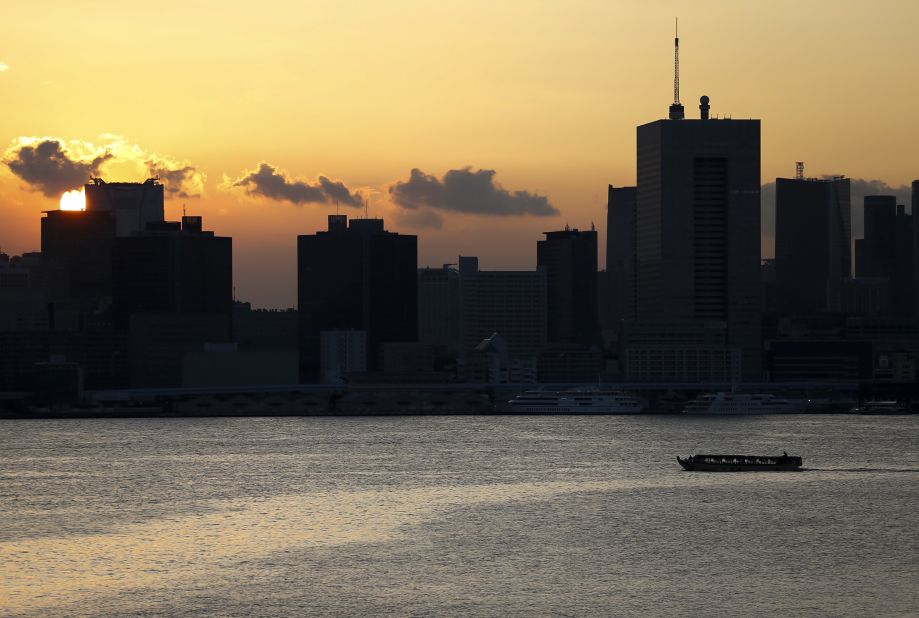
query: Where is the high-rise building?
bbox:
[112,216,232,330]
[537,227,598,346]
[418,265,460,354]
[635,94,762,379]
[84,178,165,237]
[605,185,637,326]
[41,209,116,306]
[297,215,417,382]
[857,196,897,278]
[855,195,913,315]
[774,174,851,314]
[457,257,547,361]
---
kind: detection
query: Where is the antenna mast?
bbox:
[668,18,685,120]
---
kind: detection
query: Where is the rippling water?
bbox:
[2,415,918,617]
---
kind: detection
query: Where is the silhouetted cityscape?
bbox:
[2,69,919,417]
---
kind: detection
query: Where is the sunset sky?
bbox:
[1,0,917,308]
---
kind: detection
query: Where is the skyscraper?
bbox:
[537,227,598,346]
[84,177,165,237]
[605,185,637,325]
[111,216,232,329]
[857,196,897,278]
[297,215,417,382]
[41,209,116,306]
[635,89,762,379]
[774,174,851,314]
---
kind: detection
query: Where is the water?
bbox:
[2,415,917,617]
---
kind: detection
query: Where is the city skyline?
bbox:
[2,2,919,308]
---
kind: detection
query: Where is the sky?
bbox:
[1,0,917,308]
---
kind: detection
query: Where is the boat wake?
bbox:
[803,467,919,473]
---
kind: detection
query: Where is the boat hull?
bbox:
[677,456,802,472]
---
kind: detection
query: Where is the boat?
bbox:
[506,388,644,414]
[681,392,794,415]
[677,453,803,472]
[858,400,909,415]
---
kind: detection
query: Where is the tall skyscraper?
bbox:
[418,265,460,354]
[84,178,165,237]
[635,81,762,378]
[297,215,417,382]
[537,227,598,346]
[41,209,116,307]
[774,174,851,314]
[112,216,232,329]
[605,185,637,326]
[857,196,897,278]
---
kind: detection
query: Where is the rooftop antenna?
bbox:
[364,196,369,219]
[668,18,684,120]
[336,200,340,216]
[182,202,186,218]
[795,162,805,180]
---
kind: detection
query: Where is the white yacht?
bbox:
[507,389,644,414]
[682,392,794,415]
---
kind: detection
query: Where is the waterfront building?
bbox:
[537,227,598,346]
[635,95,762,379]
[774,174,851,314]
[41,209,116,307]
[418,265,460,354]
[605,185,637,327]
[457,256,547,362]
[319,329,367,384]
[298,215,417,382]
[112,215,232,331]
[619,319,740,383]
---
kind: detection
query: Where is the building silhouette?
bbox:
[457,256,547,363]
[774,173,851,314]
[112,216,232,329]
[297,215,417,382]
[41,209,116,310]
[85,178,165,237]
[605,185,637,327]
[418,264,460,355]
[635,95,762,380]
[855,195,913,315]
[537,227,598,346]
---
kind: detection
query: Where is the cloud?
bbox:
[2,135,205,198]
[389,167,559,217]
[3,139,112,197]
[146,158,206,198]
[227,162,362,207]
[761,176,912,258]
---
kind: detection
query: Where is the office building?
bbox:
[41,209,116,306]
[537,227,598,346]
[635,93,762,379]
[605,185,637,326]
[298,215,417,382]
[457,256,547,361]
[774,173,851,314]
[319,330,367,384]
[85,177,165,237]
[112,216,232,330]
[418,264,460,354]
[855,195,913,315]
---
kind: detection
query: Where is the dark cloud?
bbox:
[390,167,559,217]
[762,176,912,257]
[4,139,111,197]
[231,162,361,207]
[146,160,205,198]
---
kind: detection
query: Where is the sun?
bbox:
[60,188,86,211]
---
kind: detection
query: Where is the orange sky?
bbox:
[1,1,917,307]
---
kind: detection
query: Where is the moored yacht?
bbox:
[507,389,644,414]
[682,392,794,415]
